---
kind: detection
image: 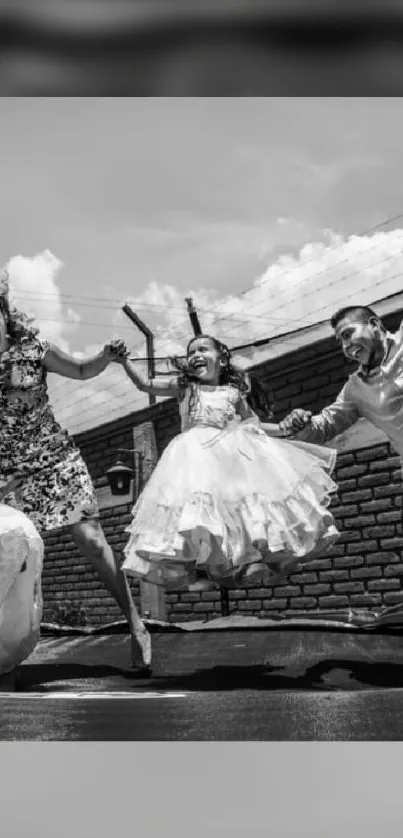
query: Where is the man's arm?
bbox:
[236,396,283,435]
[280,384,360,444]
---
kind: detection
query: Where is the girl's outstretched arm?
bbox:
[119,356,180,397]
[237,396,283,436]
[259,421,285,438]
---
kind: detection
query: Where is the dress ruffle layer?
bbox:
[123,420,339,590]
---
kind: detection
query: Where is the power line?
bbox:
[54,392,151,429]
[60,280,403,433]
[191,217,403,336]
[11,212,403,337]
[49,263,403,419]
[25,233,403,339]
[50,328,186,416]
[17,288,294,327]
[217,242,403,343]
[57,268,403,431]
[127,249,403,360]
[11,291,185,309]
[49,279,399,430]
[229,285,403,352]
[216,211,403,305]
[33,317,160,331]
[209,234,403,337]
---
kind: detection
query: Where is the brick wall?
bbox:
[42,309,403,626]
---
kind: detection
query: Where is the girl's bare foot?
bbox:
[188,578,215,592]
[240,562,272,585]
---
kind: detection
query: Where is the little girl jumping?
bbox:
[118,335,339,590]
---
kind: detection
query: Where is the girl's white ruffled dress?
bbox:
[0,504,43,676]
[123,384,339,589]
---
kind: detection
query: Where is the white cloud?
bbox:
[5,250,81,350]
[251,227,403,335]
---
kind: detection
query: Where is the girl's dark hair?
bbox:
[246,371,274,421]
[171,334,274,420]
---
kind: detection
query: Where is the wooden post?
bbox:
[122,304,156,406]
[185,297,202,336]
[132,422,167,622]
[220,588,229,617]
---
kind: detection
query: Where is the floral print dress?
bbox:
[0,326,99,532]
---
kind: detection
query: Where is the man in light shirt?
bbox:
[280,306,403,460]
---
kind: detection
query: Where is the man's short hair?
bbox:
[330,306,381,330]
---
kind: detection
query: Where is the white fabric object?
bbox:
[0,504,43,676]
[123,385,338,588]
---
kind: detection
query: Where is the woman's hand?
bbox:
[259,421,286,438]
[103,338,129,363]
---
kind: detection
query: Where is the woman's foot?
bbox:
[131,627,152,671]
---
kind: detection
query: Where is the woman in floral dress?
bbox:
[0,269,150,671]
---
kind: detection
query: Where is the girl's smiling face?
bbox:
[187,336,223,384]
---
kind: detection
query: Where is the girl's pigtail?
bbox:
[245,374,274,421]
[170,355,195,403]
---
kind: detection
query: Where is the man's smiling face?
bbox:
[334,313,384,367]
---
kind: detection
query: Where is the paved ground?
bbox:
[2,623,403,740]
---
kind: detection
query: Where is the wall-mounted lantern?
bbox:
[105,457,134,496]
[105,447,144,499]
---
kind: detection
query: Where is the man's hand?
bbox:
[279,408,313,437]
[103,338,129,363]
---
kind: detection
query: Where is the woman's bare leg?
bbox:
[69,518,151,669]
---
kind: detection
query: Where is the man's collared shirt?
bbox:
[296,326,403,454]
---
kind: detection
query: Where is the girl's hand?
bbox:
[103,338,129,363]
[260,421,286,438]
